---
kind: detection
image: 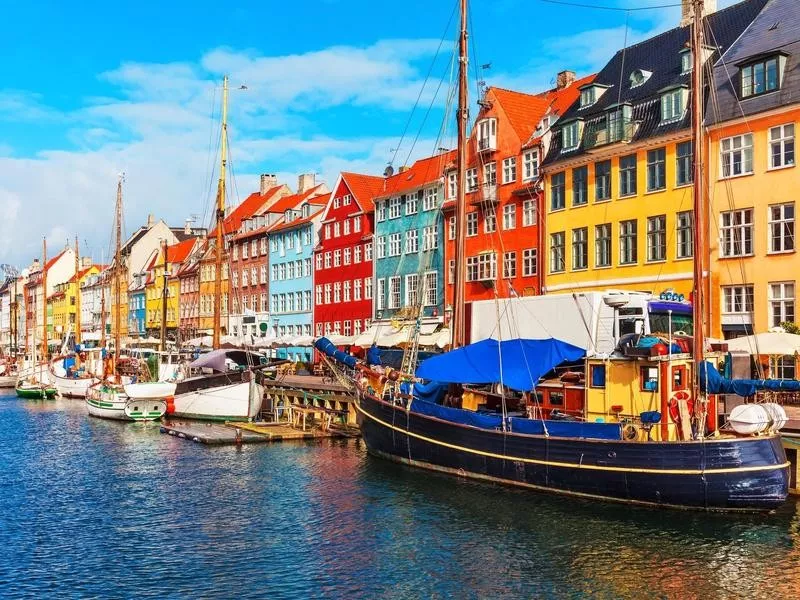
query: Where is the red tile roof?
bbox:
[267,205,325,234]
[340,172,386,213]
[491,88,552,143]
[44,250,67,272]
[165,238,196,264]
[374,150,457,200]
[537,73,596,118]
[268,184,327,213]
[210,185,284,237]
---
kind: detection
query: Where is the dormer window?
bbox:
[285,209,294,222]
[660,86,687,123]
[561,120,583,152]
[680,50,692,74]
[630,69,652,88]
[740,55,784,98]
[578,84,609,108]
[301,204,310,218]
[477,117,497,152]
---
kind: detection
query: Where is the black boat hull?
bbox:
[356,392,790,511]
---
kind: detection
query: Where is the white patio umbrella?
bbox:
[725,331,800,355]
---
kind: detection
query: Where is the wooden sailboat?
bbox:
[316,0,789,511]
[86,177,168,421]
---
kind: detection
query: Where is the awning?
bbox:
[418,328,451,348]
[415,337,585,391]
[353,323,395,347]
[725,331,800,355]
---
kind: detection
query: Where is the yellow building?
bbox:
[541,4,759,302]
[143,239,196,334]
[705,2,800,344]
[197,242,230,334]
[49,265,101,341]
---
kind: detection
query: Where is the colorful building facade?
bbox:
[314,172,385,339]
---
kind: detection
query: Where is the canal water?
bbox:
[1,392,798,599]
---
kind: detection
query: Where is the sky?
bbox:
[0,0,734,269]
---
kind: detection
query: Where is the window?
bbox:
[721,134,753,177]
[562,121,581,151]
[681,50,692,75]
[315,285,322,306]
[595,223,611,268]
[572,227,588,270]
[503,251,517,279]
[389,197,401,219]
[594,160,611,201]
[660,89,685,122]
[333,196,341,209]
[343,219,350,235]
[522,248,537,277]
[619,220,638,264]
[722,285,753,315]
[260,265,267,284]
[324,224,332,241]
[769,203,794,253]
[447,172,457,199]
[448,216,455,240]
[646,148,666,191]
[467,168,478,192]
[550,232,565,273]
[467,212,478,237]
[389,276,401,309]
[551,172,565,210]
[466,253,496,282]
[365,277,373,300]
[354,320,361,336]
[590,364,606,388]
[477,117,497,151]
[424,272,437,306]
[242,270,249,287]
[354,217,361,233]
[315,254,322,271]
[354,279,362,301]
[572,166,588,206]
[448,259,455,284]
[580,86,596,107]
[676,141,693,186]
[523,199,536,227]
[334,249,341,266]
[324,284,331,305]
[640,366,659,392]
[773,355,796,380]
[405,229,419,254]
[741,56,780,98]
[343,320,352,337]
[483,209,497,233]
[405,274,419,307]
[376,201,387,222]
[324,252,331,269]
[619,154,637,196]
[502,157,517,184]
[484,162,497,186]
[677,211,693,258]
[424,187,438,211]
[376,236,386,259]
[405,193,418,215]
[720,209,753,257]
[334,282,341,303]
[344,280,351,302]
[342,248,350,266]
[422,226,438,251]
[770,282,795,327]
[389,233,402,257]
[523,151,539,181]
[364,242,372,261]
[769,124,795,169]
[503,204,516,230]
[354,245,362,263]
[647,215,667,262]
[343,194,352,206]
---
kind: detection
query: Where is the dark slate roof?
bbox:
[707,0,800,125]
[544,0,769,165]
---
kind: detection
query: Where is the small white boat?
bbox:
[87,381,167,422]
[50,351,103,399]
[124,381,176,399]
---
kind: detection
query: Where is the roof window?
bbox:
[740,54,785,99]
[629,69,652,88]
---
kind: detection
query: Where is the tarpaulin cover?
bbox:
[699,360,800,396]
[508,417,622,440]
[409,398,504,430]
[413,380,447,405]
[415,338,585,391]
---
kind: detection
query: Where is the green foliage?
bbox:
[780,322,800,335]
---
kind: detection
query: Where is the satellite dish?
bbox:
[384,165,394,178]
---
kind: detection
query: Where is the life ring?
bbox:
[622,423,639,441]
[668,390,694,423]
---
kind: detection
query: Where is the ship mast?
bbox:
[690,0,706,417]
[451,0,469,349]
[41,237,47,362]
[212,75,229,350]
[74,235,81,346]
[161,238,168,352]
[114,176,123,376]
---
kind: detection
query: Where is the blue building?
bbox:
[128,274,146,338]
[267,183,329,362]
[372,153,450,328]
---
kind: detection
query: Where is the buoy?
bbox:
[761,403,788,432]
[729,404,770,435]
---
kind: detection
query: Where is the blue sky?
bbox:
[0,0,724,267]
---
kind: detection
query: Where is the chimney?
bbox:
[297,173,316,194]
[32,258,41,271]
[146,214,155,228]
[398,166,409,174]
[680,0,716,27]
[556,70,576,90]
[260,173,277,195]
[184,218,192,235]
[81,257,92,269]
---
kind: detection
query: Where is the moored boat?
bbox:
[16,380,57,399]
[87,381,167,421]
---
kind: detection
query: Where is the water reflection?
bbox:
[0,392,797,599]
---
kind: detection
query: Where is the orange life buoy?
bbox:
[668,390,694,423]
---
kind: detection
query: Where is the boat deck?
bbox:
[159,420,359,445]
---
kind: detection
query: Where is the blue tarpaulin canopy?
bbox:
[415,338,585,391]
[699,360,800,396]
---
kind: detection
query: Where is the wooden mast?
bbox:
[690,0,706,412]
[212,75,229,350]
[451,0,469,349]
[40,237,47,361]
[100,275,106,350]
[74,235,81,346]
[161,238,168,352]
[114,176,123,375]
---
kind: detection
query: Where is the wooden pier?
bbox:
[160,420,359,445]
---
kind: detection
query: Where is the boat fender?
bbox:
[622,423,639,440]
[165,396,176,415]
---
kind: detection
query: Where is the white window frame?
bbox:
[523,150,539,181]
[769,124,795,170]
[769,282,795,328]
[720,134,754,178]
[768,202,794,254]
[720,208,754,257]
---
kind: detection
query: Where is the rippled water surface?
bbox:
[0,392,798,599]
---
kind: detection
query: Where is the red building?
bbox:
[443,71,594,310]
[313,172,385,340]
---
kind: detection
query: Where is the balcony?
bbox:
[584,119,637,149]
[477,136,496,153]
[471,183,498,206]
